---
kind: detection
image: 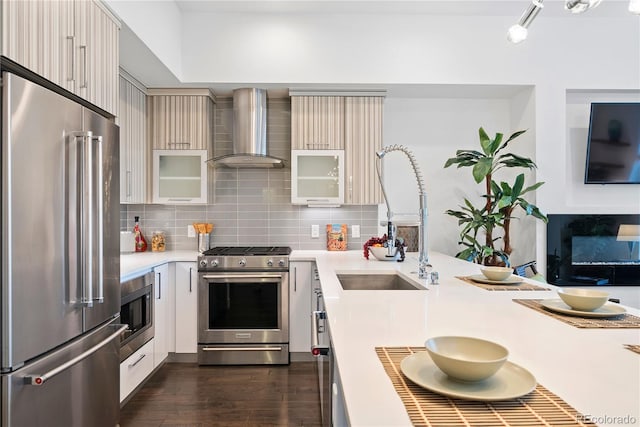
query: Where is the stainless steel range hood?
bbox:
[208,88,285,168]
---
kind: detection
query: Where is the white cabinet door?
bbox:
[153,263,170,368]
[289,261,312,353]
[119,73,147,203]
[147,93,214,151]
[1,0,119,115]
[82,0,119,115]
[291,150,345,205]
[344,96,384,205]
[152,149,208,204]
[175,262,198,354]
[291,96,345,150]
[119,338,155,403]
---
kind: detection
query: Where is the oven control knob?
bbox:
[239,258,246,267]
[199,259,208,268]
[267,259,274,267]
[210,259,219,267]
[278,259,286,267]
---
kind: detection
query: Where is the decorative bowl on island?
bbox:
[557,288,609,311]
[425,336,509,382]
[480,266,513,281]
[368,246,399,261]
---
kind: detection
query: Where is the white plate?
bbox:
[539,299,627,318]
[468,274,523,285]
[400,352,537,401]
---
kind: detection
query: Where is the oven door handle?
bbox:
[200,274,284,280]
[201,346,284,352]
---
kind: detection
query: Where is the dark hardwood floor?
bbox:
[119,362,322,427]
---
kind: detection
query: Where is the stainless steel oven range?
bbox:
[197,246,291,365]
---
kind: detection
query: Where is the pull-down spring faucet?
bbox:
[376,145,436,282]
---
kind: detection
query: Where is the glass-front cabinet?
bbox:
[153,149,208,203]
[291,149,344,205]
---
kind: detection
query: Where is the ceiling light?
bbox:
[507,0,544,44]
[565,0,602,14]
[630,0,640,14]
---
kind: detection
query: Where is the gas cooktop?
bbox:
[202,246,292,257]
[198,246,292,271]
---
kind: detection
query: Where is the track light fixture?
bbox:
[507,0,544,44]
[508,0,640,43]
[565,0,602,13]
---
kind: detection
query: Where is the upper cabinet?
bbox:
[1,0,120,115]
[291,96,344,150]
[119,71,147,204]
[147,89,215,204]
[147,89,215,151]
[344,97,383,205]
[290,94,384,205]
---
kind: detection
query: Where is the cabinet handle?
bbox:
[189,267,193,293]
[157,271,162,300]
[128,353,147,368]
[66,36,75,82]
[349,175,353,201]
[126,171,132,198]
[79,45,88,89]
[293,267,297,292]
[168,142,191,148]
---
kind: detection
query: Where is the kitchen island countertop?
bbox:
[309,250,640,427]
[119,249,640,426]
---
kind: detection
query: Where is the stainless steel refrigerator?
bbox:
[1,70,124,426]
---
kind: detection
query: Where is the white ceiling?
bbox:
[173,0,631,17]
[117,0,635,98]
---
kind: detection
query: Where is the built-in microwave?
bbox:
[120,272,154,362]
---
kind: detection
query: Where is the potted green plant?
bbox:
[444,128,547,266]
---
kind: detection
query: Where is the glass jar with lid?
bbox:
[151,231,166,252]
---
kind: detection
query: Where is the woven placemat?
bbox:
[456,276,550,291]
[624,344,640,355]
[514,299,640,328]
[376,346,596,427]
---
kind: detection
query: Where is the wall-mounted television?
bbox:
[584,102,640,184]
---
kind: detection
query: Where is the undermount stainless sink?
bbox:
[337,273,425,291]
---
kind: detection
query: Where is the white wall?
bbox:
[109,1,640,270]
[105,0,184,80]
[380,91,541,266]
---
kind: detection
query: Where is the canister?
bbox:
[198,233,210,253]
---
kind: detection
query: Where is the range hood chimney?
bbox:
[208,88,285,168]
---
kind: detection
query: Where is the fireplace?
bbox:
[547,214,640,286]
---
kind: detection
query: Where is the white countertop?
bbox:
[120,249,640,426]
[120,250,199,282]
[310,251,640,427]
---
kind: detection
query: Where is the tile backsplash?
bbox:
[121,96,379,251]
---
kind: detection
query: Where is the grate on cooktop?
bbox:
[202,246,292,256]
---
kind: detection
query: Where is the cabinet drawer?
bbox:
[119,338,155,402]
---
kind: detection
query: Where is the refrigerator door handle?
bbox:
[23,324,127,386]
[68,131,94,308]
[92,135,104,304]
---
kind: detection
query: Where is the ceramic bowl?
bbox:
[557,288,609,311]
[369,246,399,261]
[480,266,513,281]
[425,336,508,382]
